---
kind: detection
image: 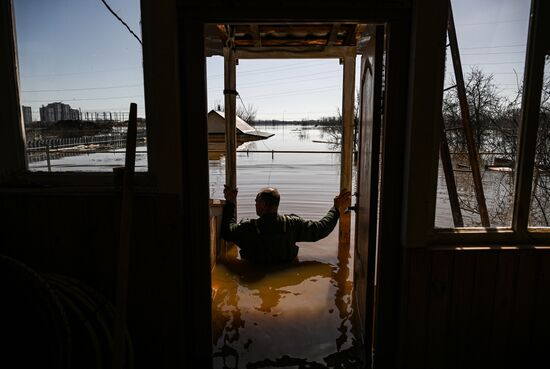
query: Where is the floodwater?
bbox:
[209,125,365,368]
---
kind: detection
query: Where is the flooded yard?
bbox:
[209,125,364,368]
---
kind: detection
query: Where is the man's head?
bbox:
[255,187,280,216]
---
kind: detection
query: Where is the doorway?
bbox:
[203,22,385,368]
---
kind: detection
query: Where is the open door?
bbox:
[353,24,384,363]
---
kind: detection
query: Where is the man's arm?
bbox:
[221,185,237,241]
[221,201,239,241]
[293,191,351,242]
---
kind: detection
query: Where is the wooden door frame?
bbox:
[175,2,414,367]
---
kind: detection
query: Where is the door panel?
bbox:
[353,25,384,358]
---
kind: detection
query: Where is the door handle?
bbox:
[346,205,358,213]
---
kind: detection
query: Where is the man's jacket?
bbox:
[221,202,340,264]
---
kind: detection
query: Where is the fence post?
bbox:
[46,143,51,172]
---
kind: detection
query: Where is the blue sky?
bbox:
[14,0,531,121]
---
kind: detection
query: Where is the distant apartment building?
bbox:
[39,102,80,123]
[21,105,32,125]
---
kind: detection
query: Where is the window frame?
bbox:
[403,0,550,247]
[0,0,181,191]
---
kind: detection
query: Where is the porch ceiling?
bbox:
[205,23,368,57]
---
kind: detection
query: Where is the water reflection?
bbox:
[212,237,363,368]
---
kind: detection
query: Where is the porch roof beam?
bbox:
[235,45,356,59]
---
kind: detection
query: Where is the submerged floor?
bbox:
[211,224,364,369]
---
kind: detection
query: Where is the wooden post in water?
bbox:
[224,38,237,206]
[339,50,356,245]
[46,143,51,172]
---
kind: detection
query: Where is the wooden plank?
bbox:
[468,251,498,367]
[400,249,431,367]
[440,120,464,227]
[223,45,237,195]
[508,250,538,366]
[448,251,476,369]
[339,51,355,245]
[426,251,454,368]
[447,4,490,227]
[112,103,138,369]
[249,24,261,47]
[327,23,341,46]
[235,45,354,59]
[532,250,550,364]
[489,251,518,366]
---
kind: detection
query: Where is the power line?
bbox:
[20,66,143,78]
[25,95,144,103]
[207,60,337,78]
[460,43,526,50]
[99,0,142,45]
[22,83,144,93]
[248,85,341,100]
[460,51,525,56]
[461,61,524,65]
[208,70,342,91]
[455,19,525,27]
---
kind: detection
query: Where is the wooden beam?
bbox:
[339,51,356,245]
[440,119,464,227]
[345,24,359,45]
[249,24,261,47]
[224,46,237,197]
[447,5,490,227]
[235,45,355,59]
[327,23,341,45]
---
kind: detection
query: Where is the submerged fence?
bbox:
[26,132,147,168]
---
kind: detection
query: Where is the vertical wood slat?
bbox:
[489,251,518,365]
[401,249,430,367]
[448,252,476,369]
[508,250,538,366]
[532,251,550,363]
[426,251,454,369]
[339,51,356,245]
[468,252,498,366]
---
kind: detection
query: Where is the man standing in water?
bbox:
[221,185,351,265]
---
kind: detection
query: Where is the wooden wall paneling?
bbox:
[488,251,518,366]
[425,251,454,369]
[152,195,184,367]
[127,196,161,367]
[508,250,538,366]
[400,249,430,368]
[468,251,498,367]
[448,251,475,369]
[532,251,550,363]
